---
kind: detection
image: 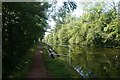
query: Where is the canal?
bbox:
[50,44,120,78]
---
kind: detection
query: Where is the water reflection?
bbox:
[51,44,120,78]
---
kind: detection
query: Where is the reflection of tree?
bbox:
[52,45,68,61]
[50,44,120,78]
[70,45,120,78]
[102,53,119,78]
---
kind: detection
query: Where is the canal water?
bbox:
[50,44,120,78]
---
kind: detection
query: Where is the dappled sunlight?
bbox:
[2,0,120,79]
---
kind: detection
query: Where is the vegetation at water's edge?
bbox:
[44,2,120,48]
[2,1,120,79]
[42,43,81,78]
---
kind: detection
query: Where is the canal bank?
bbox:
[42,43,82,78]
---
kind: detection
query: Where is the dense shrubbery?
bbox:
[2,2,50,78]
[44,2,120,48]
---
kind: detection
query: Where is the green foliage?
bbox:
[44,2,120,48]
[12,44,38,78]
[2,2,50,78]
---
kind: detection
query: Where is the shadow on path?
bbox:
[27,43,50,78]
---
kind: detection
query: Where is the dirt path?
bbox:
[27,43,50,78]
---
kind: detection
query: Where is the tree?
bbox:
[47,1,77,24]
[44,1,120,48]
[2,2,50,78]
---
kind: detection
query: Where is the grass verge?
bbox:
[42,43,81,78]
